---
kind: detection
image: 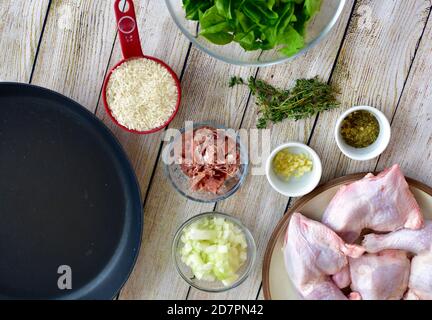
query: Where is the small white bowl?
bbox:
[266,143,322,198]
[335,106,391,161]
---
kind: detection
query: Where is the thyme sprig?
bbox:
[230,76,340,129]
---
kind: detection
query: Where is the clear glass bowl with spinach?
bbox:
[165,0,346,66]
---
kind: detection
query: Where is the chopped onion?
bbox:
[180,216,248,286]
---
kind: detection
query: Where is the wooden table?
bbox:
[1,0,431,300]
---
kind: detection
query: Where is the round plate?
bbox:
[262,174,432,300]
[0,83,142,299]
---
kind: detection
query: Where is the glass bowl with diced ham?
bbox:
[163,123,249,203]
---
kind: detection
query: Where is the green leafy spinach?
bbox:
[182,0,322,57]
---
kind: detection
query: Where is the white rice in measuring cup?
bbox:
[106,58,178,131]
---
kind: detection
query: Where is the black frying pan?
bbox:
[0,83,143,300]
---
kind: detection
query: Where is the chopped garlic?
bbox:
[273,149,313,181]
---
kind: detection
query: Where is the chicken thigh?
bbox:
[406,252,432,300]
[302,280,350,300]
[284,213,364,300]
[363,221,432,300]
[322,165,423,243]
[349,250,410,300]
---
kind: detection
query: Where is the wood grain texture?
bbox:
[0,0,49,82]
[31,0,118,110]
[103,0,193,300]
[377,16,432,182]
[257,289,265,300]
[95,0,191,200]
[4,0,432,301]
[309,0,431,182]
[119,44,257,299]
[188,0,356,301]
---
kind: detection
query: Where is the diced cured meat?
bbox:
[180,126,240,194]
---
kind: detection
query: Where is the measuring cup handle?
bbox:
[114,0,144,59]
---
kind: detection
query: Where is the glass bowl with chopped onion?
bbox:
[172,212,256,292]
[165,0,346,67]
[163,123,249,203]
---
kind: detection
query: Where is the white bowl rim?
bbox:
[266,142,323,198]
[164,0,347,67]
[334,106,392,161]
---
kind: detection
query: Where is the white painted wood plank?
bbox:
[119,44,257,299]
[377,17,432,183]
[7,0,431,302]
[188,0,355,300]
[0,0,49,82]
[101,1,193,300]
[95,0,192,201]
[309,0,431,182]
[31,0,119,110]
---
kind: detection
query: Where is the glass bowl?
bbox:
[172,212,257,292]
[163,122,249,203]
[165,0,346,67]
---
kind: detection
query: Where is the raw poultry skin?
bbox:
[349,250,410,300]
[322,164,423,243]
[363,221,432,254]
[332,265,351,289]
[363,221,432,300]
[405,253,432,300]
[284,213,364,300]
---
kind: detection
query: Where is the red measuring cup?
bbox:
[102,0,182,134]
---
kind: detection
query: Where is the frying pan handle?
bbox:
[114,0,144,59]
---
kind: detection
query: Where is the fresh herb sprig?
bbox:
[230,76,340,129]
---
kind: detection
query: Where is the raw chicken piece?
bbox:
[362,221,432,254]
[284,213,364,300]
[349,250,410,300]
[363,222,432,300]
[322,165,423,243]
[302,280,350,300]
[332,265,351,289]
[408,252,432,300]
[304,283,362,300]
[349,292,362,300]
